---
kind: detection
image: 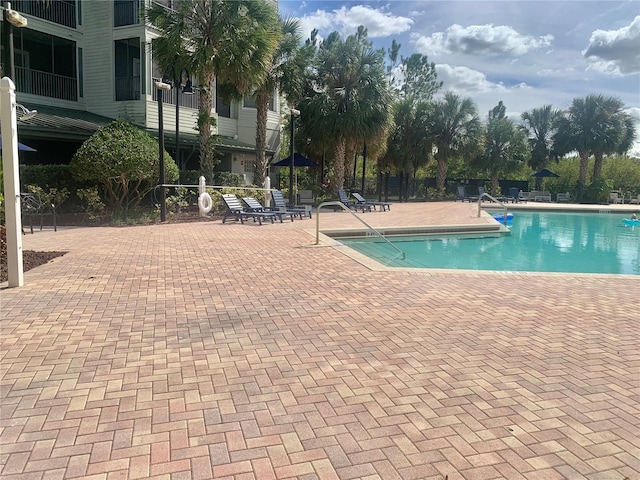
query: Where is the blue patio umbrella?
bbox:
[531,168,559,178]
[272,153,319,168]
[0,134,37,152]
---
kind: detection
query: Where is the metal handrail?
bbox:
[477,192,509,224]
[314,201,405,260]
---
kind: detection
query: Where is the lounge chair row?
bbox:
[221,190,312,225]
[338,189,391,212]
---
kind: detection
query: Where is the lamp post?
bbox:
[155,79,171,222]
[162,68,193,172]
[289,107,300,205]
[2,2,28,80]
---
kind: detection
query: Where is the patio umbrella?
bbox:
[0,134,37,152]
[531,168,559,178]
[272,153,319,168]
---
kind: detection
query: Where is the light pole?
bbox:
[162,68,193,172]
[155,79,171,222]
[289,107,300,205]
[2,2,28,80]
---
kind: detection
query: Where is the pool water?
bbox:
[338,211,640,275]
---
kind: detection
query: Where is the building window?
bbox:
[243,95,256,108]
[115,38,140,101]
[216,82,231,118]
[13,28,78,101]
[114,0,140,27]
[244,159,254,173]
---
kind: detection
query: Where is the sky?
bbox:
[279,0,640,154]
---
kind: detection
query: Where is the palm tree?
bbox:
[554,94,636,196]
[251,17,308,189]
[146,0,279,178]
[307,27,392,190]
[521,105,560,189]
[428,92,483,194]
[475,102,529,194]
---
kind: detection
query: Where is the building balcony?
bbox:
[151,78,200,109]
[11,0,77,29]
[114,0,140,27]
[15,67,78,101]
[115,76,141,101]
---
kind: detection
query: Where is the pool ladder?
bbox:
[314,201,405,260]
[477,193,510,225]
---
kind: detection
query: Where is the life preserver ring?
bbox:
[198,192,213,214]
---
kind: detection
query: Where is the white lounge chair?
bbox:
[608,192,623,204]
[629,194,640,205]
[556,192,570,203]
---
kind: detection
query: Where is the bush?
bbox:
[70,120,178,216]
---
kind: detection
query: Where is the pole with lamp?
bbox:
[162,68,193,172]
[1,76,37,287]
[2,1,28,80]
[288,107,300,205]
[155,78,171,222]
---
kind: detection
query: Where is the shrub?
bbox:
[70,120,178,216]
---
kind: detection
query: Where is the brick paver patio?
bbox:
[1,202,638,480]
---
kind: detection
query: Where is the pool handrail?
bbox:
[477,192,509,225]
[315,201,405,260]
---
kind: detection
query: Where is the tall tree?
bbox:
[521,105,560,189]
[428,92,483,194]
[475,102,529,194]
[146,0,279,179]
[252,17,309,188]
[554,94,637,196]
[308,27,392,190]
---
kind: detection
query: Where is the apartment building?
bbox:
[1,0,282,184]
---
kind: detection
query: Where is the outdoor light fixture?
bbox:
[16,103,36,120]
[289,107,300,205]
[155,80,171,222]
[162,67,193,173]
[2,2,27,81]
[4,4,27,28]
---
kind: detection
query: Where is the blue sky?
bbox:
[279,0,640,153]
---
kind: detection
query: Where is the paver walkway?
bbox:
[1,202,638,480]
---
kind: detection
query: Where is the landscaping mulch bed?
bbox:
[0,225,67,283]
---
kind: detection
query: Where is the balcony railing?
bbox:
[151,78,200,109]
[114,0,140,27]
[15,67,78,101]
[12,0,77,29]
[115,76,141,101]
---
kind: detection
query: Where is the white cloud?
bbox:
[583,15,640,75]
[435,64,507,94]
[413,24,553,57]
[297,5,413,41]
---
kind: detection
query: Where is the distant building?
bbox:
[1,0,282,184]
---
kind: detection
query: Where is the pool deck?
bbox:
[1,201,639,480]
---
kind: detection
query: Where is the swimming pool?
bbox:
[337,211,640,275]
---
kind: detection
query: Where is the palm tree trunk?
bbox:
[436,152,448,194]
[592,152,604,180]
[332,137,346,190]
[578,150,589,187]
[344,140,356,189]
[253,89,270,188]
[490,173,499,194]
[198,71,216,180]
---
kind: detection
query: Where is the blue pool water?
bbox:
[338,211,640,274]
